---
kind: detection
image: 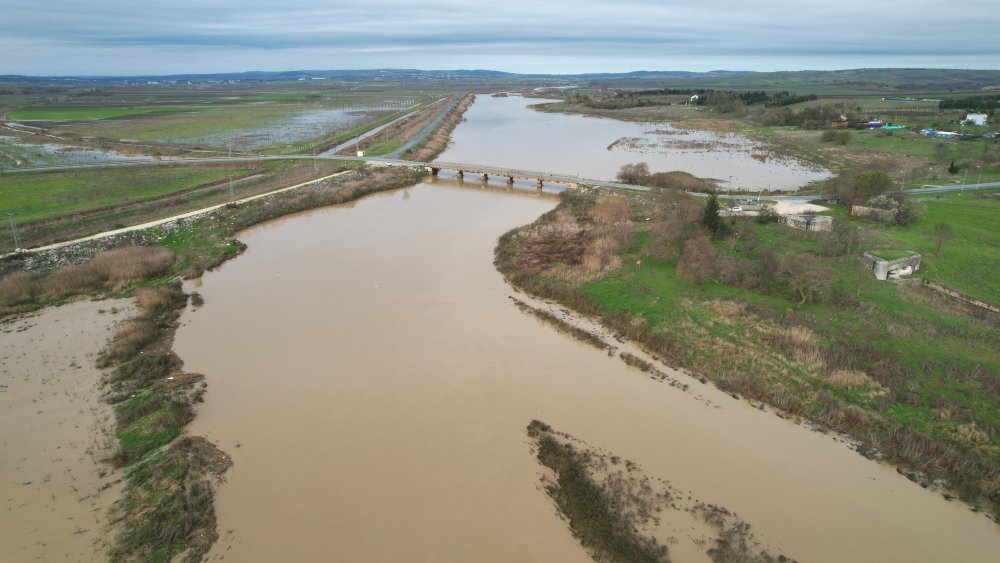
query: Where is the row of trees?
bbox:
[939,95,1000,111]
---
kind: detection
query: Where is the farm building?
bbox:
[965,113,988,126]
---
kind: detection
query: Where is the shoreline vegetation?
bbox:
[0,165,425,559]
[497,186,1000,523]
[527,420,788,563]
[404,93,476,161]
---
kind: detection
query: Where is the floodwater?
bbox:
[0,299,129,561]
[435,95,831,191]
[194,108,388,150]
[0,134,158,166]
[176,179,1000,562]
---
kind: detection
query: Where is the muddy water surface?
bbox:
[1,299,129,562]
[435,95,830,191]
[176,180,1000,562]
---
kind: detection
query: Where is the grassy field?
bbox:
[6,106,205,121]
[497,186,1000,519]
[825,189,1000,305]
[0,162,285,223]
[0,159,362,252]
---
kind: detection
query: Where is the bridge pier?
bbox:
[536,179,544,189]
[456,170,464,179]
[426,166,440,176]
[481,173,489,182]
[507,176,514,186]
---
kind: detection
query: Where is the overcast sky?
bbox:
[2,0,998,76]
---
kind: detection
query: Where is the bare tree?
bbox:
[616,162,650,184]
[780,253,832,306]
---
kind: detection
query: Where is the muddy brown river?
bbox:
[434,95,831,191]
[175,178,1000,562]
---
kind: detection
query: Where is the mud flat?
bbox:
[176,179,1000,562]
[0,299,131,562]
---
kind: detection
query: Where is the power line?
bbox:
[7,212,22,249]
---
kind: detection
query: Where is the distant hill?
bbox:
[2,68,999,94]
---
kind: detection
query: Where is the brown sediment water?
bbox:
[434,94,831,191]
[0,299,130,562]
[175,179,1000,562]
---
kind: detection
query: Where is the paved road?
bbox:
[383,96,463,159]
[318,108,422,156]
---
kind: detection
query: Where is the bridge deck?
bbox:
[428,160,580,183]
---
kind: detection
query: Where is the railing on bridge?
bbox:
[427,161,580,184]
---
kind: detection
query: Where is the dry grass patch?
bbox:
[706,299,745,317]
[591,196,631,225]
[825,369,882,390]
[583,236,624,272]
[758,324,822,365]
[100,319,159,368]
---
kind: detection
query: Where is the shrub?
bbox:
[678,234,718,283]
[821,130,851,145]
[755,205,781,224]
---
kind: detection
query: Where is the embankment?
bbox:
[406,93,476,162]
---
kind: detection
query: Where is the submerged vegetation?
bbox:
[527,420,785,563]
[528,420,670,563]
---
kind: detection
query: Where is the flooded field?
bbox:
[51,99,419,152]
[175,180,1000,562]
[0,134,158,167]
[177,107,390,150]
[0,299,129,561]
[435,95,831,191]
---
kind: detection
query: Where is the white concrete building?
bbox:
[965,113,988,126]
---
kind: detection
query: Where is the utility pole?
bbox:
[228,176,234,202]
[7,212,22,250]
[977,164,984,189]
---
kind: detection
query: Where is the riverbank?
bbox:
[0,165,426,560]
[495,186,1000,523]
[404,93,476,161]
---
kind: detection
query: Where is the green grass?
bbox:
[0,163,280,223]
[7,106,204,121]
[362,138,405,156]
[827,189,1000,305]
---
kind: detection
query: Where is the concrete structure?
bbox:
[425,161,579,189]
[783,214,833,231]
[965,113,988,126]
[851,204,896,223]
[862,252,921,281]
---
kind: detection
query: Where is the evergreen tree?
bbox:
[701,193,727,237]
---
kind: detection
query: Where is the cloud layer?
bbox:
[2,0,998,75]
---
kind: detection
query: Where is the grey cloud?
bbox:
[1,0,997,75]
